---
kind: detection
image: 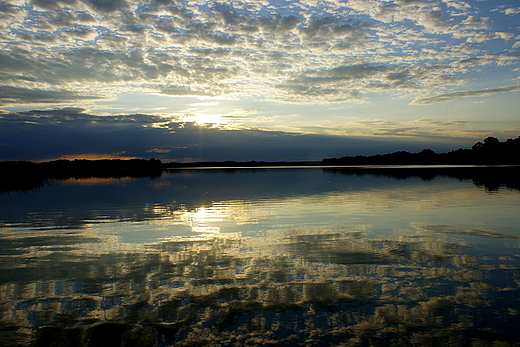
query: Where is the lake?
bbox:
[1,167,519,346]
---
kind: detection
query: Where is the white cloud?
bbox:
[503,7,520,16]
[442,0,471,11]
[0,0,517,107]
[495,32,515,40]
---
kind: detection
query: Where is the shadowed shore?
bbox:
[0,159,163,192]
[1,136,519,193]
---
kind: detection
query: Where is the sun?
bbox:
[194,114,225,125]
[182,113,227,126]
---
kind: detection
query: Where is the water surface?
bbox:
[1,168,519,346]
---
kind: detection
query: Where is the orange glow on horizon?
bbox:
[38,153,142,162]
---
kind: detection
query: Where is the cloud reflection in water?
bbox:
[0,169,519,346]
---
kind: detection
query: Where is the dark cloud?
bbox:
[151,0,175,5]
[257,14,301,33]
[0,109,164,161]
[30,0,78,11]
[275,84,361,102]
[153,16,182,34]
[76,11,97,23]
[298,16,356,39]
[0,47,183,86]
[15,32,60,43]
[0,86,103,105]
[281,64,390,87]
[275,63,470,100]
[62,26,96,38]
[276,64,393,100]
[203,31,238,46]
[0,1,20,14]
[211,3,246,27]
[456,52,520,67]
[395,0,426,5]
[118,24,148,34]
[411,85,520,104]
[0,108,452,162]
[81,0,128,13]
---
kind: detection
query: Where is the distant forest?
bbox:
[322,136,520,166]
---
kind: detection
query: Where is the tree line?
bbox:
[322,136,520,166]
[1,158,163,178]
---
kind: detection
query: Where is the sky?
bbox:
[0,0,519,162]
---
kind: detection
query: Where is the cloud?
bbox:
[0,86,103,105]
[414,119,469,126]
[0,108,464,162]
[456,52,520,67]
[442,0,471,11]
[411,85,520,104]
[340,117,475,139]
[502,7,520,16]
[159,86,217,97]
[275,64,389,101]
[82,0,129,13]
[0,0,517,106]
[417,11,452,32]
[29,0,78,11]
[0,1,21,14]
[275,62,469,102]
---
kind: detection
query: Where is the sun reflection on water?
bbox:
[175,206,226,234]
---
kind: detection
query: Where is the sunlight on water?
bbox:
[0,168,519,346]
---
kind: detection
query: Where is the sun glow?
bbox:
[182,113,227,126]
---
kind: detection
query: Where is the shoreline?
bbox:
[2,161,519,193]
[164,164,520,169]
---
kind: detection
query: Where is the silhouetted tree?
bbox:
[472,142,484,151]
[483,136,500,148]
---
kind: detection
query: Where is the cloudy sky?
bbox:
[1,0,519,162]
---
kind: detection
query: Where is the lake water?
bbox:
[1,167,519,346]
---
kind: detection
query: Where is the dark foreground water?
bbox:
[1,167,519,346]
